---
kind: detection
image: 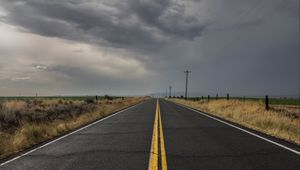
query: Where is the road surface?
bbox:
[0,99,299,169]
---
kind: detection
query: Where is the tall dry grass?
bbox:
[0,97,149,159]
[170,99,300,145]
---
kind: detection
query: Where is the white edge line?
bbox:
[172,101,300,155]
[0,101,146,166]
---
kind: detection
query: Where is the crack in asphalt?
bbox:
[167,150,281,159]
[24,149,152,159]
[74,130,152,136]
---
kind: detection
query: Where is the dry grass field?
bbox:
[0,96,149,159]
[170,99,300,145]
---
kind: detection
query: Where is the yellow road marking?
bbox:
[148,100,159,170]
[148,100,168,170]
[158,101,168,170]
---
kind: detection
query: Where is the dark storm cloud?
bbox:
[131,0,205,39]
[0,0,205,50]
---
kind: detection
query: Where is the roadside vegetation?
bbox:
[0,95,120,101]
[0,96,149,159]
[169,98,300,145]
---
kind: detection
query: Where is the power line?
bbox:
[184,70,191,100]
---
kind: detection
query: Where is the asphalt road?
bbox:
[0,99,156,170]
[0,98,299,169]
[159,99,300,170]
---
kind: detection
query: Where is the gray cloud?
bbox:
[132,0,205,39]
[35,65,48,70]
[0,0,298,96]
[0,0,205,51]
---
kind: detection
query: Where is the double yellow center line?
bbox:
[148,100,168,170]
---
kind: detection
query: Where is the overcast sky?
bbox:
[0,0,299,97]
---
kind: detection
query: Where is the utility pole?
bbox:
[184,70,191,100]
[169,86,172,98]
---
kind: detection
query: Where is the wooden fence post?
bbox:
[227,93,229,100]
[265,95,269,111]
